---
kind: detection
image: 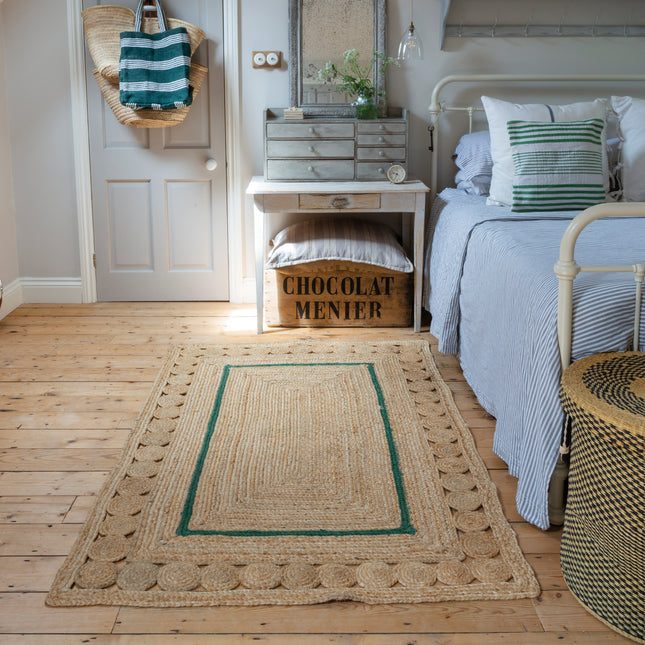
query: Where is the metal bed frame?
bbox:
[427,74,645,525]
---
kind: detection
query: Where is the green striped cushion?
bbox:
[119,27,193,110]
[508,118,606,212]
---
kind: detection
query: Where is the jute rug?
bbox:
[47,341,540,607]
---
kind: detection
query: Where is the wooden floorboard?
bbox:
[0,303,624,642]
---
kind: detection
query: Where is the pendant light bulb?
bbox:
[398,0,423,60]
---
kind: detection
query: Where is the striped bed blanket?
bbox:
[424,188,645,528]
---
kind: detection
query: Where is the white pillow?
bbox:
[265,218,413,273]
[481,96,609,206]
[612,96,645,201]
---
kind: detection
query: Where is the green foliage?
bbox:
[318,49,398,100]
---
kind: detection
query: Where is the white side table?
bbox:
[246,177,429,334]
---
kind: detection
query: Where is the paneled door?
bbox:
[84,0,229,301]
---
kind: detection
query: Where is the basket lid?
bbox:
[561,351,645,437]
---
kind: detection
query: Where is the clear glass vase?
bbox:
[353,93,378,119]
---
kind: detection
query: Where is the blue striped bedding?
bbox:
[423,188,645,528]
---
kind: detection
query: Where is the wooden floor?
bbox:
[0,303,627,644]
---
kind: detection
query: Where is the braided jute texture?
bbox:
[46,341,539,607]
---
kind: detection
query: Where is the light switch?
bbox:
[252,51,282,69]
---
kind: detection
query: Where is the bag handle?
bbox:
[134,0,168,33]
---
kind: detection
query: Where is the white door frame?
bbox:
[66,0,245,303]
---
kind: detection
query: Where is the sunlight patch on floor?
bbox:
[224,312,257,331]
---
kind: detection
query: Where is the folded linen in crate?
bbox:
[265,218,414,273]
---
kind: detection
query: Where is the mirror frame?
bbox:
[289,0,387,116]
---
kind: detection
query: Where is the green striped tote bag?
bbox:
[119,0,193,110]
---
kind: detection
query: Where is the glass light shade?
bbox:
[397,22,424,60]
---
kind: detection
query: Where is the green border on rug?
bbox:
[177,362,415,537]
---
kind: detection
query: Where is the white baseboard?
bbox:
[0,278,23,319]
[21,277,83,304]
[0,277,84,318]
[1,275,251,317]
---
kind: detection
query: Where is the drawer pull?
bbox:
[378,167,385,174]
[332,197,349,208]
[379,125,385,130]
[307,166,314,172]
[378,150,385,157]
[308,127,315,134]
[308,145,315,152]
[378,136,385,142]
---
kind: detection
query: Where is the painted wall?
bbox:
[1,0,644,301]
[0,4,19,309]
[2,0,79,281]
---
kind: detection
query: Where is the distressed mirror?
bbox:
[289,0,387,116]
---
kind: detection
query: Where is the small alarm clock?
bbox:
[386,164,407,184]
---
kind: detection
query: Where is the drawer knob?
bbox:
[378,136,385,142]
[308,145,315,152]
[332,197,349,208]
[307,166,314,172]
[378,150,385,157]
[308,127,315,134]
[378,167,385,173]
[379,125,385,130]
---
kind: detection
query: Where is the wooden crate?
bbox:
[265,260,412,327]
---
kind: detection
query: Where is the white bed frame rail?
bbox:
[551,203,644,526]
[555,203,645,372]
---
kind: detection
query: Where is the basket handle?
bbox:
[134,0,168,33]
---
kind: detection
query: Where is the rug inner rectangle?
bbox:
[181,363,411,535]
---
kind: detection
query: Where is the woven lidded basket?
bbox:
[559,351,645,643]
[82,5,206,83]
[93,63,207,128]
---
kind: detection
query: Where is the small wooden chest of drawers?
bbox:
[264,108,409,181]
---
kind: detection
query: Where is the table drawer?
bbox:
[298,193,381,209]
[266,122,355,139]
[266,160,354,181]
[357,134,406,146]
[266,140,355,159]
[357,122,407,135]
[357,147,406,161]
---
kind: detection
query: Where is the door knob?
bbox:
[205,158,218,171]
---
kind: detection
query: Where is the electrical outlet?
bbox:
[252,51,282,69]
